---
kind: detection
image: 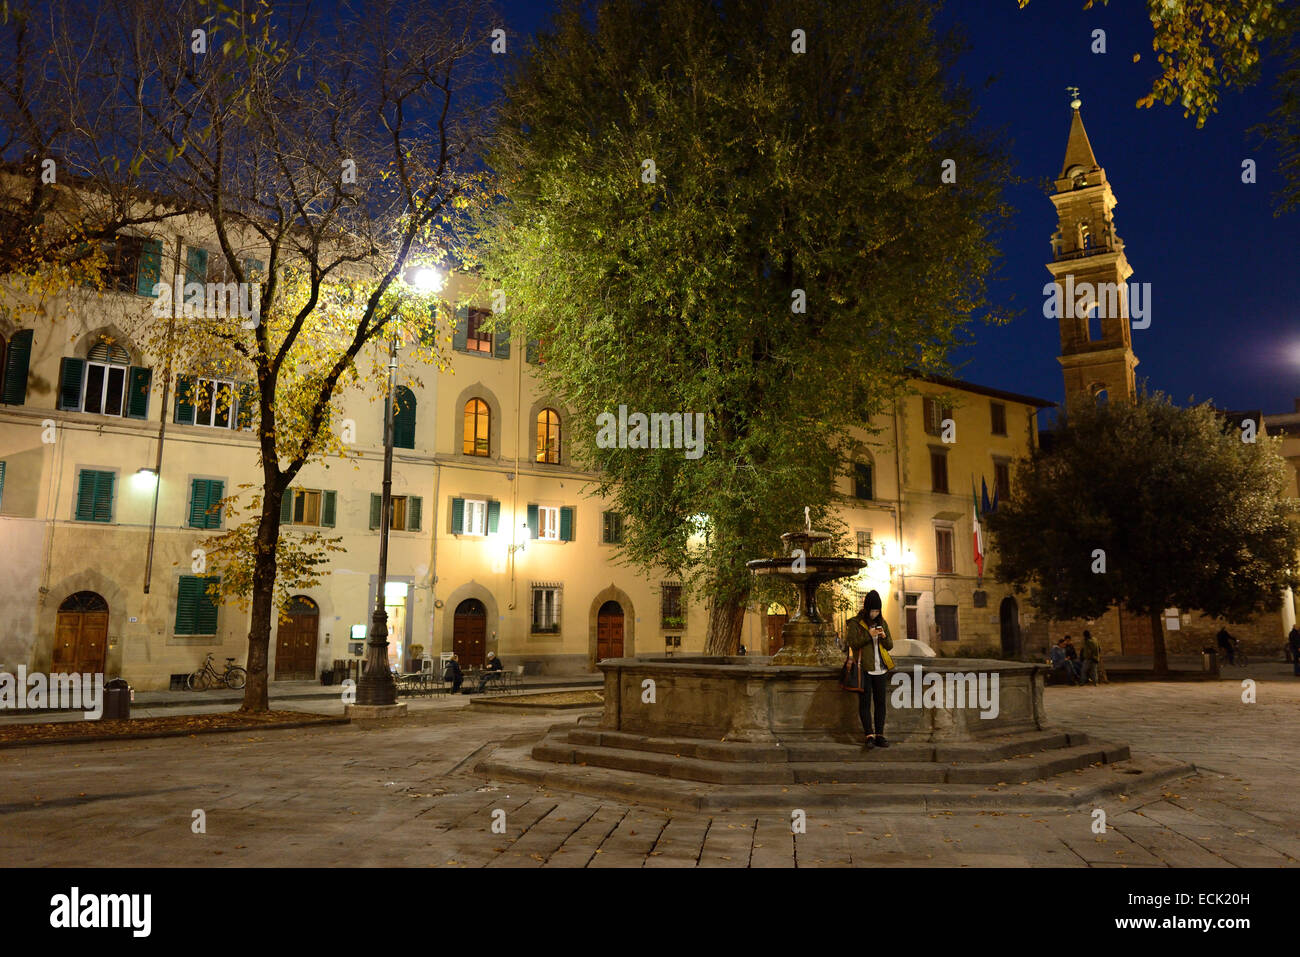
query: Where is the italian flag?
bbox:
[972,479,985,580]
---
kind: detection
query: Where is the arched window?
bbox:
[83,339,131,415]
[1092,384,1109,407]
[391,385,416,449]
[536,408,561,464]
[463,398,490,456]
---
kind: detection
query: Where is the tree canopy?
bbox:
[986,392,1300,672]
[468,0,1015,651]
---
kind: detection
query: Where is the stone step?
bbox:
[477,744,1192,812]
[531,735,1127,786]
[559,727,1086,765]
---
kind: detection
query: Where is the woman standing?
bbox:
[846,590,894,748]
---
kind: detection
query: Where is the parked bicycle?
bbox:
[187,653,248,691]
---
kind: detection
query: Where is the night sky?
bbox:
[495,0,1300,414]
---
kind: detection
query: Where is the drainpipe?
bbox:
[892,397,906,631]
[507,319,522,611]
[143,236,182,593]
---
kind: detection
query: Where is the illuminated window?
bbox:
[463,399,490,456]
[466,308,493,353]
[537,408,561,464]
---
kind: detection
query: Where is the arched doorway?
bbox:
[54,592,108,674]
[999,596,1021,659]
[453,599,487,667]
[275,596,320,680]
[764,603,789,656]
[596,600,624,660]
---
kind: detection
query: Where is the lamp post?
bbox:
[357,331,401,706]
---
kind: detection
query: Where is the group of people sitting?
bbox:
[440,651,504,694]
[1048,631,1102,685]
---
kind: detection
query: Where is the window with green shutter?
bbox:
[526,503,539,539]
[559,506,574,542]
[486,500,500,534]
[185,246,209,287]
[174,375,195,425]
[188,478,224,529]
[74,469,115,523]
[126,367,152,419]
[451,497,465,534]
[493,321,511,360]
[321,490,336,527]
[135,238,163,297]
[175,575,220,635]
[452,306,469,352]
[391,386,416,449]
[57,357,85,410]
[1,329,33,405]
[602,511,624,544]
[284,488,329,526]
[370,493,420,531]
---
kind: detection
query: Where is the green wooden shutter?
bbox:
[126,366,152,419]
[280,491,294,524]
[175,575,201,633]
[494,321,511,359]
[1,329,33,404]
[207,480,224,528]
[57,357,85,410]
[392,386,416,449]
[407,496,421,532]
[560,506,574,542]
[75,470,98,521]
[188,479,209,528]
[93,470,114,522]
[525,339,540,365]
[321,490,336,527]
[236,382,255,430]
[452,306,468,352]
[174,375,195,425]
[185,246,208,287]
[451,497,465,534]
[136,238,163,296]
[487,500,500,534]
[195,577,220,634]
[526,504,539,539]
[369,493,382,530]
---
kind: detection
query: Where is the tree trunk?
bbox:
[704,592,748,656]
[1149,610,1169,676]
[240,493,282,713]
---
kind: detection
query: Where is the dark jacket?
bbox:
[485,656,503,672]
[1081,636,1101,661]
[443,660,462,682]
[1288,628,1300,652]
[846,612,893,671]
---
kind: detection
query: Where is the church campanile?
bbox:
[1046,92,1140,415]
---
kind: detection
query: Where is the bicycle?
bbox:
[187,653,248,690]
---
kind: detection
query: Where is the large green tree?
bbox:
[469,0,1014,653]
[985,393,1300,673]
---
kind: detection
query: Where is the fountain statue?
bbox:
[746,528,865,666]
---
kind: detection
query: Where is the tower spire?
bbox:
[1060,89,1100,180]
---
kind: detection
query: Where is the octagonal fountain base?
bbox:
[476,656,1193,811]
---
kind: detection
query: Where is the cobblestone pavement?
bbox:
[1,674,1297,867]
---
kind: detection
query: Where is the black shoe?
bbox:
[875,736,889,748]
[863,735,876,750]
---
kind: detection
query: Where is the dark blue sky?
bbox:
[495,0,1300,413]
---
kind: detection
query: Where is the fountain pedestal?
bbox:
[771,619,844,667]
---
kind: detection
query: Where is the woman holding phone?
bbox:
[846,589,894,748]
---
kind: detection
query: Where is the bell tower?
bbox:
[1046,90,1139,414]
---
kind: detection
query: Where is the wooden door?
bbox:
[764,613,788,655]
[53,592,108,674]
[453,599,486,668]
[275,598,319,680]
[596,600,625,660]
[906,606,919,642]
[1119,607,1154,655]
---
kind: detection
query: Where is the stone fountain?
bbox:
[476,523,1181,811]
[747,527,865,666]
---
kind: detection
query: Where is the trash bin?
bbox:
[1202,648,1218,674]
[102,677,131,720]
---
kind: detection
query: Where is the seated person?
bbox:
[1049,639,1077,684]
[443,654,463,695]
[476,651,504,692]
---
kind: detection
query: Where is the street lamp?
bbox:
[357,331,402,707]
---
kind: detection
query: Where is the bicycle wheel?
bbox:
[187,669,210,691]
[225,667,248,690]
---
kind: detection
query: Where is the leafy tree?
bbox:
[985,392,1300,673]
[15,0,492,711]
[469,0,1014,653]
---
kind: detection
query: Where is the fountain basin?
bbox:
[598,656,1047,744]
